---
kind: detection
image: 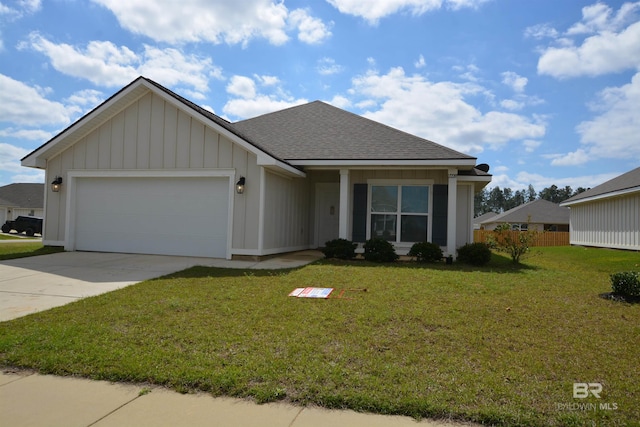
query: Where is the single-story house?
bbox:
[473,211,498,230]
[21,76,492,259]
[0,183,44,224]
[480,199,569,232]
[561,166,640,251]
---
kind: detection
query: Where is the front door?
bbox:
[315,183,340,247]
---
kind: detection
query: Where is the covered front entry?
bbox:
[70,175,230,258]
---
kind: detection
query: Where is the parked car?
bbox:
[1,216,43,236]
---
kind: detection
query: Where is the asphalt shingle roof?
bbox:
[562,166,640,204]
[0,183,44,208]
[481,199,569,225]
[232,101,475,161]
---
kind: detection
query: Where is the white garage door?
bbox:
[74,177,229,258]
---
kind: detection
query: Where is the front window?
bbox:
[370,185,430,243]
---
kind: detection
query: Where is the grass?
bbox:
[0,242,63,260]
[1,247,639,426]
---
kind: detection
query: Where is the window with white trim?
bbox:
[369,184,430,243]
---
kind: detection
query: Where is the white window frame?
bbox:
[366,179,434,246]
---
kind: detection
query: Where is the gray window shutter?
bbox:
[352,183,368,242]
[432,184,448,246]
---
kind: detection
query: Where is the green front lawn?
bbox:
[0,242,63,260]
[1,247,639,426]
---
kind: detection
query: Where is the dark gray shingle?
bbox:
[232,101,475,161]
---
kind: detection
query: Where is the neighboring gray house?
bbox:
[480,199,569,232]
[21,77,492,259]
[473,211,498,230]
[561,167,640,251]
[0,183,44,225]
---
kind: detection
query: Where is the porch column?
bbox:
[446,169,458,258]
[339,169,349,239]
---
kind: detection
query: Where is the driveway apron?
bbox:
[0,251,320,321]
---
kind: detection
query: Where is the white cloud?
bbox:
[317,57,344,75]
[500,99,524,111]
[501,71,527,92]
[346,67,545,154]
[567,1,640,35]
[226,76,257,99]
[0,142,30,178]
[24,34,218,95]
[224,96,307,119]
[326,0,489,24]
[0,128,52,141]
[522,139,541,153]
[487,170,619,193]
[573,71,640,161]
[0,74,71,126]
[0,0,41,18]
[288,9,332,44]
[415,54,426,69]
[549,149,589,166]
[537,3,640,78]
[328,95,351,109]
[524,23,559,40]
[223,75,307,119]
[92,0,328,46]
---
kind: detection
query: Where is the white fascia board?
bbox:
[560,187,640,207]
[457,175,492,182]
[288,159,478,168]
[256,154,306,177]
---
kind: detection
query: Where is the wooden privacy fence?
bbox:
[474,230,570,247]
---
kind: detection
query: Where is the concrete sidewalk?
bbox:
[0,371,473,427]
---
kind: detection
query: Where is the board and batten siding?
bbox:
[569,193,640,250]
[262,171,310,252]
[44,91,260,250]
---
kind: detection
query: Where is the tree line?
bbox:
[474,184,588,216]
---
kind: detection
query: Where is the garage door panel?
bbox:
[74,177,229,258]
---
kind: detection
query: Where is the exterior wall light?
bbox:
[236,177,245,194]
[51,176,63,192]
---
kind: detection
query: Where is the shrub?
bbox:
[610,271,640,297]
[363,237,398,263]
[321,238,357,260]
[408,242,443,263]
[457,242,492,266]
[486,223,539,264]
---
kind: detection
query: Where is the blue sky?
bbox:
[1,0,639,192]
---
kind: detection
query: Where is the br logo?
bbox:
[573,383,602,399]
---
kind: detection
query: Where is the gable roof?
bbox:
[481,199,569,225]
[232,101,476,167]
[474,211,498,223]
[22,76,481,172]
[561,166,640,206]
[0,183,44,208]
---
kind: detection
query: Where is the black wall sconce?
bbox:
[236,177,245,194]
[51,176,63,192]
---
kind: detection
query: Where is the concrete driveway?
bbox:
[0,251,322,321]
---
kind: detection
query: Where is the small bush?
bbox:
[457,242,492,266]
[321,238,357,260]
[408,242,443,263]
[610,271,640,297]
[363,237,398,263]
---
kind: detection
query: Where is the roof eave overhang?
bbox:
[560,187,640,207]
[21,77,302,178]
[288,158,477,169]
